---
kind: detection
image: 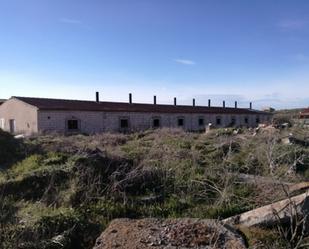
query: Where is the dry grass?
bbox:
[0,127,308,248]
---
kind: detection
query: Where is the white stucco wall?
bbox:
[37,110,272,134]
[0,99,38,134]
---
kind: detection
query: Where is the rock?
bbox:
[288,182,309,195]
[257,124,267,128]
[205,123,213,134]
[51,234,67,246]
[288,136,309,147]
[93,218,247,249]
[14,134,25,139]
[281,122,291,128]
[233,129,240,135]
[50,233,71,248]
[223,191,309,227]
[281,137,291,145]
[281,135,309,146]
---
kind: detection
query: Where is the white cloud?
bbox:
[174,59,196,65]
[277,19,308,30]
[59,18,82,25]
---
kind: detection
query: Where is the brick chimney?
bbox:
[193,98,195,107]
[96,92,99,102]
[154,95,157,105]
[174,97,177,106]
[208,99,211,107]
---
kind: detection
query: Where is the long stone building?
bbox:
[0,93,272,135]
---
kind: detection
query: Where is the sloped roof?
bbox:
[13,96,271,115]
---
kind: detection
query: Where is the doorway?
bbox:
[9,119,15,133]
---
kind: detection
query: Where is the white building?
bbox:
[0,93,272,135]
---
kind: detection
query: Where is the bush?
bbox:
[0,129,24,168]
[1,129,308,249]
[1,211,102,249]
[273,114,293,128]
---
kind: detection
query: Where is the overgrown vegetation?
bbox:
[0,129,25,167]
[0,125,308,248]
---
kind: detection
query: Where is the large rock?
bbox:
[93,218,247,249]
[223,191,309,227]
[288,182,309,195]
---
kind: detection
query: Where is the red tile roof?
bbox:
[300,108,309,114]
[300,108,309,118]
[13,96,271,115]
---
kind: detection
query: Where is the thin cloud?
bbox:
[294,53,309,62]
[277,19,308,30]
[59,18,82,25]
[174,59,196,65]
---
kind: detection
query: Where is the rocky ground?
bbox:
[93,218,247,249]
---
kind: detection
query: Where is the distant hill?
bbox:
[274,108,304,119]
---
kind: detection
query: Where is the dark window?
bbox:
[256,117,260,124]
[244,117,248,124]
[216,117,221,125]
[178,118,184,127]
[198,118,204,126]
[153,118,160,128]
[67,120,79,130]
[47,116,51,120]
[120,119,129,129]
[231,117,236,126]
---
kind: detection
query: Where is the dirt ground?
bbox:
[93,218,247,249]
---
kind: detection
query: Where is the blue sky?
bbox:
[0,0,309,109]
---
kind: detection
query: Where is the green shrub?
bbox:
[0,129,24,167]
[8,155,43,179]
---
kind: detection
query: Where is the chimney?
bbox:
[154,95,157,105]
[129,93,132,104]
[249,102,252,110]
[223,100,225,108]
[193,98,195,107]
[235,101,237,108]
[208,99,211,107]
[96,92,99,103]
[174,97,177,106]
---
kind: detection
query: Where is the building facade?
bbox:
[298,108,309,126]
[0,95,273,135]
[299,108,309,119]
